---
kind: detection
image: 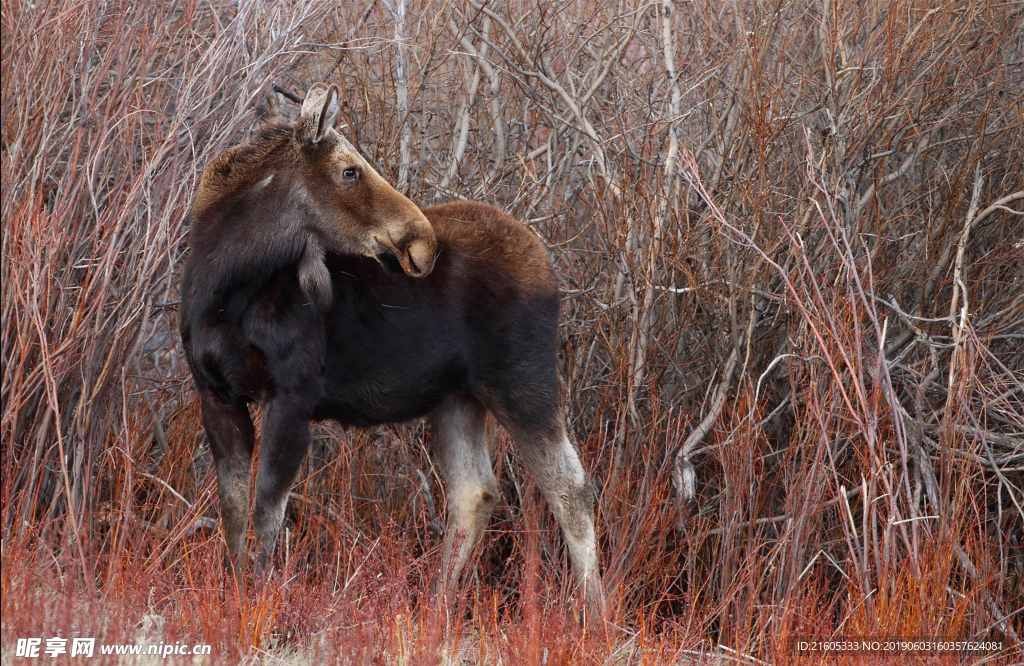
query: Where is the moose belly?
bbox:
[312,303,470,427]
[313,357,468,427]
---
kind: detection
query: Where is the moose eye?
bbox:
[342,167,358,180]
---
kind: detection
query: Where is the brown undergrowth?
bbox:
[2,0,1021,663]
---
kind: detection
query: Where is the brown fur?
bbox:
[191,126,292,223]
[424,200,556,294]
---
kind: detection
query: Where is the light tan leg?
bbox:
[506,416,604,618]
[430,395,499,593]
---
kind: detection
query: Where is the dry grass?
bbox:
[2,0,1022,663]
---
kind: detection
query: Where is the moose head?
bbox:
[190,83,436,308]
[293,83,436,280]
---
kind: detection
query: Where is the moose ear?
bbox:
[298,234,332,310]
[298,84,340,145]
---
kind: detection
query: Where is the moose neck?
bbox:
[186,187,312,319]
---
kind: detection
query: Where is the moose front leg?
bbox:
[199,392,255,575]
[253,397,312,575]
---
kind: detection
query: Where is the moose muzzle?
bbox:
[376,215,436,278]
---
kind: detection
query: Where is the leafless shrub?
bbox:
[3,0,1021,660]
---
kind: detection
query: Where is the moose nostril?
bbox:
[404,253,422,277]
[405,236,435,278]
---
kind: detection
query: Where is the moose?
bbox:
[180,83,602,613]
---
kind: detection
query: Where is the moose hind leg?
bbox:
[253,397,312,574]
[200,392,255,574]
[506,416,603,613]
[430,395,499,593]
